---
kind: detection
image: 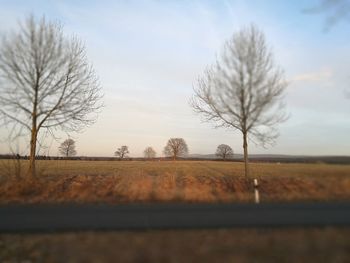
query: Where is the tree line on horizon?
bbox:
[60,137,234,161]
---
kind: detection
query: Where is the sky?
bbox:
[0,0,349,157]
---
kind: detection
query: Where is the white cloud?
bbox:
[291,67,333,82]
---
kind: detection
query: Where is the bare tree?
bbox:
[0,16,102,178]
[144,146,156,159]
[191,25,287,178]
[216,144,234,160]
[163,138,188,160]
[58,138,77,157]
[115,146,129,160]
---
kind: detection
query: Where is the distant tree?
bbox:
[216,144,234,160]
[191,25,287,178]
[115,146,129,160]
[0,16,102,178]
[144,147,156,159]
[58,139,77,157]
[163,138,188,160]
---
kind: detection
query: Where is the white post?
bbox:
[254,178,260,204]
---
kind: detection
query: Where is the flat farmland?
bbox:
[1,160,350,204]
[1,160,350,262]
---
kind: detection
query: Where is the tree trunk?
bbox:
[243,131,249,178]
[28,127,37,178]
[29,74,39,179]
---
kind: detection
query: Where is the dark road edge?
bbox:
[1,202,350,233]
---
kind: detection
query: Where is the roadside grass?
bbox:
[0,160,350,204]
[1,227,350,263]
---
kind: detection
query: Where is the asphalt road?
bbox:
[1,203,350,233]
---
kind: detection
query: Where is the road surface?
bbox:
[1,202,350,233]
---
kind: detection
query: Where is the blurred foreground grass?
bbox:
[1,160,350,203]
[1,227,350,263]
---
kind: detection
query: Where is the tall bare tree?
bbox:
[0,16,102,178]
[115,146,129,160]
[144,146,156,159]
[163,138,188,160]
[58,138,77,157]
[191,25,287,177]
[216,144,234,160]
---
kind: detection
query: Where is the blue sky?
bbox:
[0,0,349,157]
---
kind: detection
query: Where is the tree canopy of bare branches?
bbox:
[115,146,129,160]
[58,138,77,157]
[163,138,188,160]
[191,25,287,177]
[0,15,102,178]
[144,146,156,159]
[215,144,234,160]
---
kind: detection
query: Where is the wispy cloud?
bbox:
[291,68,333,82]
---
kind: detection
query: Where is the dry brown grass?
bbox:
[1,227,350,263]
[0,160,350,204]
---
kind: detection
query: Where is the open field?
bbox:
[1,160,350,204]
[1,227,350,263]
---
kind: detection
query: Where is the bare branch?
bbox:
[304,0,350,30]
